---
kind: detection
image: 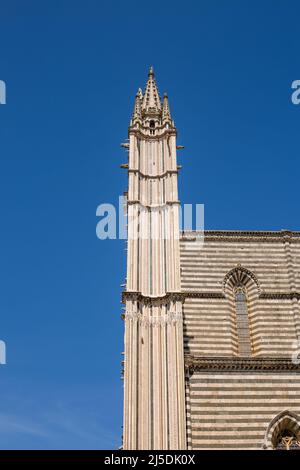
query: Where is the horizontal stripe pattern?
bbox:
[188,372,300,450]
[180,236,300,356]
[181,233,300,449]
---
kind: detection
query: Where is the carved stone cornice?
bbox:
[185,355,300,374]
[182,291,300,301]
[128,169,178,179]
[183,292,225,299]
[128,127,176,141]
[260,292,300,300]
[122,291,185,305]
[181,230,300,243]
[123,290,300,303]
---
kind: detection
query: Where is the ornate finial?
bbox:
[148,65,154,76]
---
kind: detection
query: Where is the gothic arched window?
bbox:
[224,266,259,356]
[275,430,300,450]
[264,411,300,450]
[235,288,252,356]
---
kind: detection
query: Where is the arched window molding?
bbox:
[263,411,300,450]
[223,266,259,356]
[223,265,260,295]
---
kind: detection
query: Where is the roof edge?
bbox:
[180,230,300,242]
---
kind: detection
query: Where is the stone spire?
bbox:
[162,92,172,123]
[141,66,162,115]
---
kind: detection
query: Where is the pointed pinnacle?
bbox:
[162,92,172,121]
[142,66,161,113]
[132,89,142,121]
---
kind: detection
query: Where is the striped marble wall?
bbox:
[181,231,300,449]
[186,371,300,449]
[180,231,300,357]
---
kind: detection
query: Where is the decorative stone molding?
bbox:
[181,230,300,243]
[124,310,183,326]
[123,290,300,304]
[128,128,177,141]
[223,265,261,295]
[260,292,300,300]
[128,169,178,179]
[122,291,185,305]
[184,355,300,374]
[184,292,225,299]
[122,291,226,304]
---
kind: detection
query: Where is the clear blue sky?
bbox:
[0,0,299,449]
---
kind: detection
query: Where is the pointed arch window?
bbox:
[264,410,300,450]
[275,430,300,450]
[235,288,252,356]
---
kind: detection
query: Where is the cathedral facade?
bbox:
[122,68,300,450]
